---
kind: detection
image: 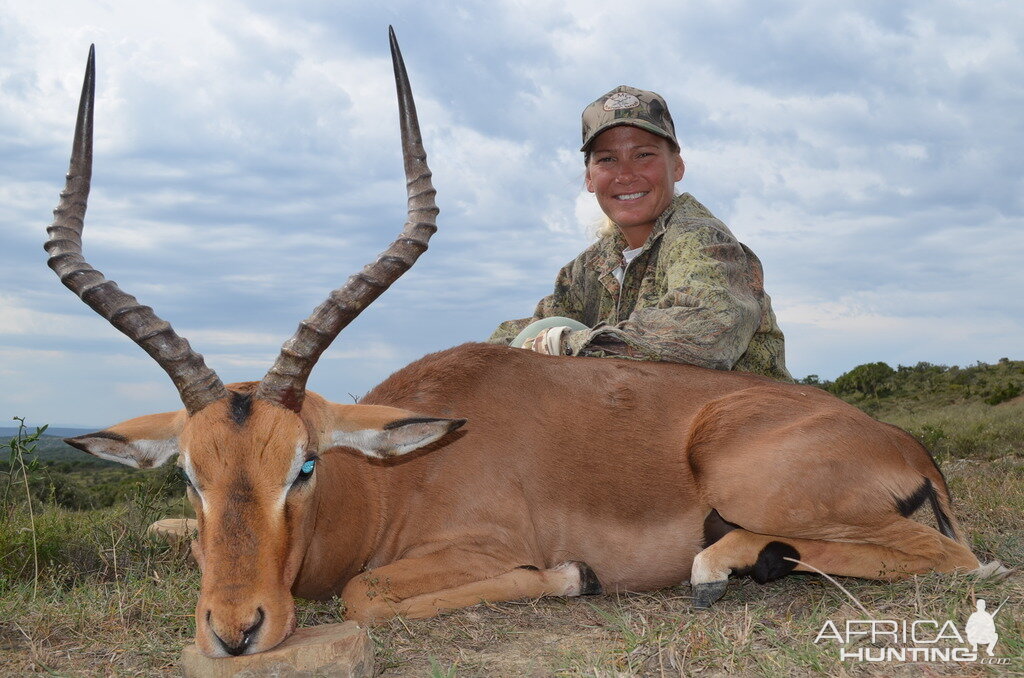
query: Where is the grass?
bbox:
[0,399,1020,676]
[879,398,1024,461]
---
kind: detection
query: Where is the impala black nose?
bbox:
[209,607,265,656]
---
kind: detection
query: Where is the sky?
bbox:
[1,0,1022,427]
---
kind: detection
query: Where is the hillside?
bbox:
[805,357,1023,410]
[0,428,116,468]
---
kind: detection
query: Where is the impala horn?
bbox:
[256,27,439,412]
[45,45,228,415]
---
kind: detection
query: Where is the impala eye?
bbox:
[296,458,317,483]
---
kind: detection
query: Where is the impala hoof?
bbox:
[575,561,603,596]
[553,561,603,596]
[692,580,728,609]
[971,560,1013,580]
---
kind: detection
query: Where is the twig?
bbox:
[11,419,40,601]
[783,557,873,619]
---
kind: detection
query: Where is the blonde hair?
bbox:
[595,215,618,239]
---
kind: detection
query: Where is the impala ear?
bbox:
[324,404,466,459]
[64,410,186,469]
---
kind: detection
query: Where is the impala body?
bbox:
[48,33,994,658]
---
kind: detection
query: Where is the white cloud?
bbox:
[181,329,283,346]
[0,295,117,339]
[112,381,175,403]
[319,342,400,361]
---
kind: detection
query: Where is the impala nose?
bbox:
[209,607,265,656]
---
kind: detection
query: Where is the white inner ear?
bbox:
[331,430,393,459]
[86,437,179,469]
[132,439,180,468]
[331,423,452,459]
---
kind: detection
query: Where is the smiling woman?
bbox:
[489,85,791,381]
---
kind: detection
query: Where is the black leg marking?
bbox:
[895,477,956,539]
[692,580,729,609]
[573,561,603,595]
[895,478,931,518]
[735,541,800,584]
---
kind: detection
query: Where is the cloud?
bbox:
[112,381,176,403]
[0,295,118,339]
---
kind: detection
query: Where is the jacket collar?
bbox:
[592,193,692,277]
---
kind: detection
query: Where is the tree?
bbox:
[833,362,896,398]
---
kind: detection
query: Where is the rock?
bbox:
[148,518,198,542]
[180,622,373,678]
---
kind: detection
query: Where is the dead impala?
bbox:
[47,31,998,658]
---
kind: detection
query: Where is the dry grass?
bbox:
[0,444,1020,675]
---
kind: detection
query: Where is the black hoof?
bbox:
[573,561,603,596]
[692,580,728,609]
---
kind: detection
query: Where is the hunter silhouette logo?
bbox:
[814,597,1011,664]
[965,599,1001,656]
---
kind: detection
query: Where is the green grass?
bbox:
[879,399,1024,461]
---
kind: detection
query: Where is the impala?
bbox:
[46,31,999,658]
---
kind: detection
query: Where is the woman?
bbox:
[488,85,791,381]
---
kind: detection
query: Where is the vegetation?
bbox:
[0,358,1021,676]
[806,357,1024,412]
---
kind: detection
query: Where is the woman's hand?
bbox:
[521,326,571,355]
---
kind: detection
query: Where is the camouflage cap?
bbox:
[581,85,678,153]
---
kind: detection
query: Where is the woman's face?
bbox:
[585,126,684,237]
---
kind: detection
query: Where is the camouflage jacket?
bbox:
[488,193,791,380]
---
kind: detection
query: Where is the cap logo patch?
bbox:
[603,92,640,111]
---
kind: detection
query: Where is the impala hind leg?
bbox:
[689,521,980,608]
[341,553,601,622]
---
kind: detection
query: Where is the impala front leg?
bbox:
[341,551,602,622]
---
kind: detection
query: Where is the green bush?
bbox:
[832,362,896,397]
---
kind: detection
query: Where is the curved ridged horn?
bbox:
[256,27,439,412]
[44,46,228,415]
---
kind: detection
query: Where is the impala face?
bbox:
[181,394,314,656]
[66,391,319,655]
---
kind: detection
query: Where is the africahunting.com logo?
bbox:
[814,598,1011,664]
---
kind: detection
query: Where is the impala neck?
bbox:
[292,451,385,599]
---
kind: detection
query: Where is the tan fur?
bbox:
[75,344,983,656]
[108,410,187,440]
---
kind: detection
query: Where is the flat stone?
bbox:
[148,518,198,542]
[180,622,373,678]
